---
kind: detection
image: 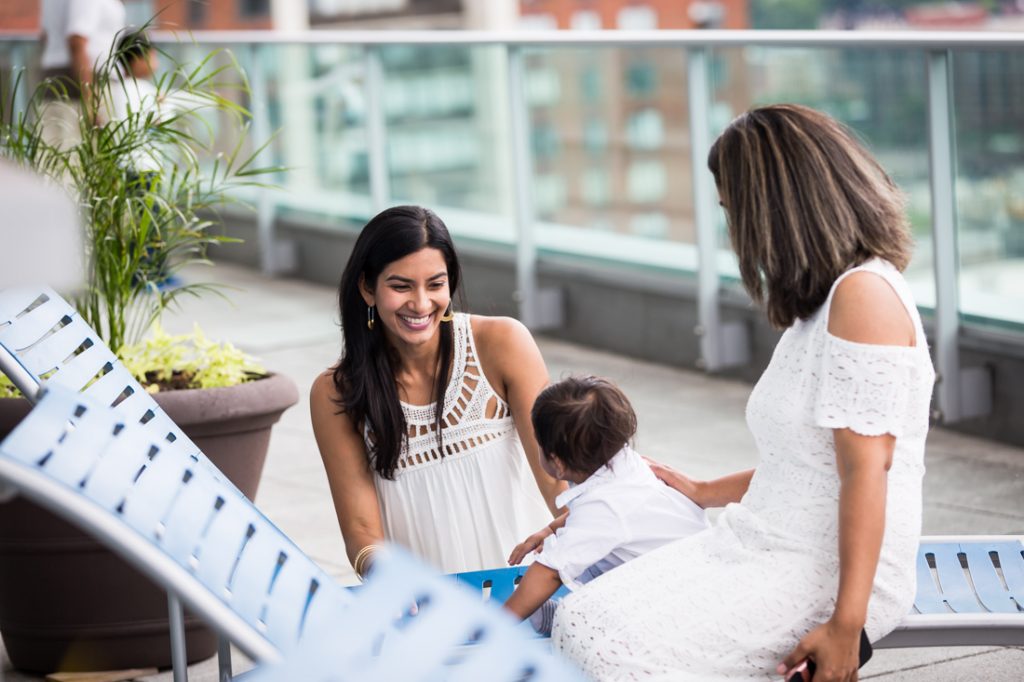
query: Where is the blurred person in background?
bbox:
[38,0,126,146]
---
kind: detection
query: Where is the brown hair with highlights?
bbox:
[531,375,638,477]
[707,104,912,329]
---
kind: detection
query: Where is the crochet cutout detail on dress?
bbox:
[379,314,515,473]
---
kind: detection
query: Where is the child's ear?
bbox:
[549,453,568,479]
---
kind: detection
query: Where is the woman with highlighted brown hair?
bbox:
[310,206,564,578]
[551,105,935,681]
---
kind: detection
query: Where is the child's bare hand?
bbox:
[508,527,552,565]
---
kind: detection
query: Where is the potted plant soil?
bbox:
[0,34,295,673]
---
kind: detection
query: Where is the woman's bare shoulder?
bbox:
[469,314,532,349]
[829,271,915,347]
[310,369,340,403]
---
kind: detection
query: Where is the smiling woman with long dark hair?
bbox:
[310,206,564,577]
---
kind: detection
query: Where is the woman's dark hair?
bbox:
[708,104,912,329]
[531,375,638,477]
[333,206,464,479]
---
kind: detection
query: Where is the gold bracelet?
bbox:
[353,544,380,580]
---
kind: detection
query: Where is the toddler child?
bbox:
[504,375,709,634]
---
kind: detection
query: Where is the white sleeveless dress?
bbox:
[552,259,936,681]
[369,313,552,573]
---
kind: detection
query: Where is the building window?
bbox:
[525,67,562,107]
[626,108,664,151]
[532,123,561,159]
[581,167,609,207]
[630,212,670,239]
[617,6,658,30]
[240,0,271,18]
[519,13,558,31]
[627,160,666,204]
[626,60,658,98]
[580,65,604,104]
[584,118,608,154]
[188,0,206,26]
[571,11,602,31]
[534,174,568,214]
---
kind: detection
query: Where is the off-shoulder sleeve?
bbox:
[812,333,918,438]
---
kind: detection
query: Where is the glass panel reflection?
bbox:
[709,47,932,305]
[954,50,1024,329]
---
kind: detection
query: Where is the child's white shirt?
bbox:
[535,446,709,590]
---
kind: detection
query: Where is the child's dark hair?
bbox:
[531,375,637,476]
[116,30,153,71]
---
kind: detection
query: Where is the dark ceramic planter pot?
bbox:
[0,373,299,673]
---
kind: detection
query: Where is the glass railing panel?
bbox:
[708,46,933,306]
[159,40,372,225]
[524,45,698,274]
[255,42,372,222]
[953,49,1024,330]
[378,44,514,243]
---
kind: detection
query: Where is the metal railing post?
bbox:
[246,44,284,276]
[506,45,538,328]
[168,593,189,682]
[505,46,562,330]
[364,46,390,214]
[10,43,29,121]
[926,49,990,422]
[687,46,748,371]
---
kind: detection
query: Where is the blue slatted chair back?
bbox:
[915,539,1024,615]
[0,384,352,662]
[0,288,228,485]
[246,546,588,682]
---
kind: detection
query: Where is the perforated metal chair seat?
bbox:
[246,547,587,682]
[876,536,1024,648]
[448,540,1024,650]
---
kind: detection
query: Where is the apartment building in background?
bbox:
[516,1,749,243]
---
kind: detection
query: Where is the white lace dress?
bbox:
[552,259,935,681]
[370,313,552,573]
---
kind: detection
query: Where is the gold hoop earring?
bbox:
[440,303,455,323]
[367,305,375,330]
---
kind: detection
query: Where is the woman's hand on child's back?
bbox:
[508,527,553,565]
[644,456,702,504]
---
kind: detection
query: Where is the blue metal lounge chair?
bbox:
[876,535,1024,648]
[0,286,260,679]
[448,541,1024,650]
[0,384,588,681]
[0,383,353,680]
[246,546,587,682]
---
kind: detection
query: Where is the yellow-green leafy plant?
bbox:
[120,324,265,393]
[0,375,17,399]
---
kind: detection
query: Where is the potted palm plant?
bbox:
[0,34,297,673]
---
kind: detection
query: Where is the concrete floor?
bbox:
[2,262,1022,681]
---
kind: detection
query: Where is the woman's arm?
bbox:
[310,372,386,577]
[504,562,564,620]
[646,457,754,508]
[781,271,913,681]
[473,316,567,515]
[780,429,892,681]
